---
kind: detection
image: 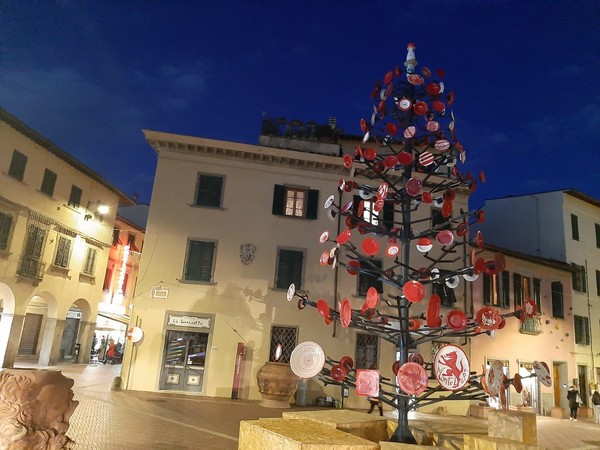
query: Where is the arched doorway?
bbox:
[59,298,92,363]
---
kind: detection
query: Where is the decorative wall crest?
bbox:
[239,243,256,265]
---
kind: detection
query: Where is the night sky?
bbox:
[1,1,599,208]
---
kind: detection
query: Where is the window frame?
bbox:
[40,169,57,197]
[275,248,304,290]
[194,173,225,208]
[182,239,217,283]
[8,150,27,181]
[53,235,72,269]
[19,224,47,278]
[357,259,383,297]
[355,333,379,369]
[574,315,590,345]
[0,211,14,252]
[81,246,97,276]
[68,185,83,208]
[551,281,564,318]
[268,326,298,363]
[484,270,511,308]
[571,263,587,293]
[596,223,600,249]
[272,184,319,220]
[571,214,579,241]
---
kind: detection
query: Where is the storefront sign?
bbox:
[167,314,211,329]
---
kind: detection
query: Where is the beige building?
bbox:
[0,108,132,367]
[469,244,575,416]
[479,191,600,404]
[122,127,484,411]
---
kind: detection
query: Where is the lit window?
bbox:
[513,273,531,309]
[272,185,319,220]
[484,271,510,308]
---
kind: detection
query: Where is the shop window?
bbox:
[272,185,318,219]
[269,326,297,363]
[183,239,216,282]
[275,248,304,290]
[40,169,57,197]
[53,235,72,268]
[571,263,587,292]
[68,185,82,208]
[571,214,579,241]
[82,247,97,276]
[0,211,13,251]
[357,259,383,297]
[355,333,378,369]
[574,315,590,345]
[551,281,564,318]
[484,271,510,308]
[8,149,27,181]
[194,174,224,208]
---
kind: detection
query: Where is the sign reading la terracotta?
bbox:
[167,314,211,329]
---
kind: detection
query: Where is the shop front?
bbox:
[159,312,213,393]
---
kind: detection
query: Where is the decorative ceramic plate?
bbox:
[533,361,552,387]
[340,299,352,328]
[397,362,428,395]
[286,283,296,301]
[356,369,380,397]
[426,294,442,328]
[433,344,470,391]
[446,309,467,331]
[486,360,504,397]
[290,341,325,379]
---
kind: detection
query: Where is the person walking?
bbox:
[567,385,581,421]
[592,389,600,424]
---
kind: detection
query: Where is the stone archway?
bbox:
[0,283,19,367]
[58,298,95,364]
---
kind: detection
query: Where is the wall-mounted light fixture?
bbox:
[84,201,110,221]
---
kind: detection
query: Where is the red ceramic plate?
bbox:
[330,364,347,382]
[364,148,377,161]
[403,280,425,302]
[340,299,352,328]
[356,369,380,397]
[403,126,417,139]
[341,200,354,214]
[476,306,499,330]
[446,309,467,331]
[436,230,454,246]
[426,294,442,328]
[397,362,428,395]
[365,287,379,309]
[377,182,389,200]
[397,152,414,165]
[419,151,434,166]
[342,154,353,169]
[494,252,506,271]
[413,101,428,115]
[339,356,354,370]
[405,177,422,196]
[407,74,424,85]
[523,298,538,318]
[426,82,441,96]
[432,100,445,112]
[533,361,552,387]
[361,238,380,256]
[319,231,329,244]
[408,318,421,331]
[434,139,450,151]
[408,353,425,366]
[392,360,402,375]
[473,257,486,275]
[398,98,412,111]
[513,373,523,393]
[416,237,433,253]
[384,155,397,168]
[346,260,360,275]
[317,299,330,319]
[421,192,433,203]
[336,229,352,245]
[385,122,398,136]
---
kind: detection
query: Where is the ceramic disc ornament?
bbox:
[486,360,505,397]
[290,341,326,379]
[403,280,426,302]
[286,283,296,301]
[397,362,428,395]
[433,344,470,391]
[533,361,552,387]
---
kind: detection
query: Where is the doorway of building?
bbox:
[578,365,588,406]
[159,330,208,392]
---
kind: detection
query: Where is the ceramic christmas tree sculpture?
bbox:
[285,43,550,443]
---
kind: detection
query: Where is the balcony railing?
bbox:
[519,316,543,335]
[17,256,45,282]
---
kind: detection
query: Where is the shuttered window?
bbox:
[358,259,383,296]
[40,169,57,196]
[272,185,318,220]
[184,240,216,282]
[8,150,27,181]
[0,212,13,250]
[82,247,97,275]
[194,174,224,207]
[68,185,82,208]
[53,236,72,268]
[551,281,564,318]
[275,249,303,290]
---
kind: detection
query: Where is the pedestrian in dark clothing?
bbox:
[592,390,600,424]
[567,385,581,421]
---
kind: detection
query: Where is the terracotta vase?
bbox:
[256,361,299,408]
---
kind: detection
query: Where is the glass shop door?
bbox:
[159,330,209,392]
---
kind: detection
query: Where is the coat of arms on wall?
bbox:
[240,243,256,265]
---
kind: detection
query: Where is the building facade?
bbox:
[478,191,600,405]
[122,129,476,411]
[0,108,131,367]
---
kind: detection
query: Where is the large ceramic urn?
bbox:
[256,361,299,408]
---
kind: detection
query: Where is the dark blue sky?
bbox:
[1,1,599,208]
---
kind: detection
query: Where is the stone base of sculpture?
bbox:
[0,369,78,449]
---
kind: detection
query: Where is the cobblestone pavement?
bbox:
[12,361,600,449]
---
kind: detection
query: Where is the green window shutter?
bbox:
[8,150,27,181]
[272,185,285,216]
[0,212,12,250]
[551,281,564,318]
[276,249,303,290]
[382,201,394,230]
[501,271,511,308]
[195,175,223,207]
[185,241,215,281]
[306,189,319,220]
[513,273,522,310]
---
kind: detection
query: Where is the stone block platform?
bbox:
[239,418,379,449]
[464,434,543,450]
[487,410,537,446]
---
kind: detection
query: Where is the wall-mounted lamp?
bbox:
[84,202,109,221]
